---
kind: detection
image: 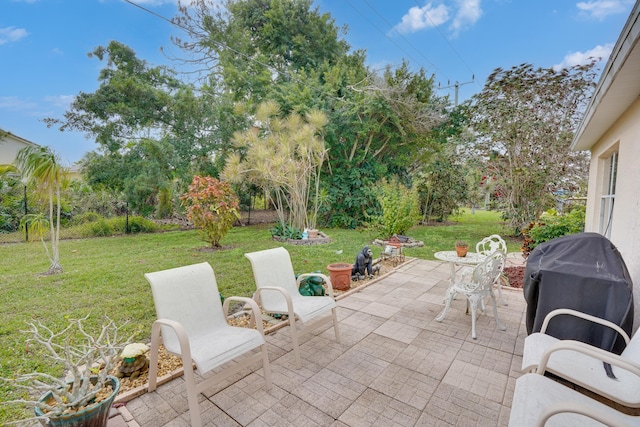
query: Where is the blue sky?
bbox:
[1,0,635,165]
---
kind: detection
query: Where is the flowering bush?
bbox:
[181,176,240,247]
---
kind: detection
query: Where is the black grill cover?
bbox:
[524,232,633,354]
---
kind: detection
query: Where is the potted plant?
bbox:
[2,316,131,427]
[455,240,469,257]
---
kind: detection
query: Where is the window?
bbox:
[599,151,618,239]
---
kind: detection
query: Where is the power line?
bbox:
[357,0,447,82]
[342,0,443,81]
[122,0,346,104]
[411,0,475,78]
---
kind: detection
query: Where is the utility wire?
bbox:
[342,0,442,81]
[359,0,447,82]
[410,0,475,79]
[122,0,349,104]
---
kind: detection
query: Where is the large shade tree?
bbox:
[45,41,233,215]
[469,62,597,233]
[172,0,449,227]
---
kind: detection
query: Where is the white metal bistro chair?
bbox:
[245,247,340,369]
[476,234,509,305]
[145,262,271,427]
[436,250,506,339]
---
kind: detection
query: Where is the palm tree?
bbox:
[14,146,67,274]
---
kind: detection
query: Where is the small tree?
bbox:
[223,101,328,231]
[181,176,240,248]
[15,146,67,274]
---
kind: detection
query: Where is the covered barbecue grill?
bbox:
[524,232,633,354]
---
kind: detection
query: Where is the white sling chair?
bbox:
[245,247,340,369]
[522,308,640,409]
[510,357,640,426]
[476,234,509,305]
[145,262,271,427]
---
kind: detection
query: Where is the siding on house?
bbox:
[571,2,640,331]
[0,129,39,165]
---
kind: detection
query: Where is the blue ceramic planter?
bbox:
[34,375,120,427]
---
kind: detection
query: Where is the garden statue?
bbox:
[352,246,373,281]
[117,343,150,380]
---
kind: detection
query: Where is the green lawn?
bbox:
[0,208,519,423]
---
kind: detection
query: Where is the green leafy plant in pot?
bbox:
[1,316,132,427]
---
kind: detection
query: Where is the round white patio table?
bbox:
[434,250,486,283]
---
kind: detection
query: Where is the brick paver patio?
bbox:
[111,255,527,426]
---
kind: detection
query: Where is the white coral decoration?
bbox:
[121,343,149,360]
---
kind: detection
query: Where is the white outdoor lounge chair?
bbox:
[145,262,272,427]
[509,372,639,426]
[245,247,340,369]
[476,234,509,305]
[436,250,506,339]
[522,308,640,408]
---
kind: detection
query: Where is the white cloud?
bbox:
[44,95,75,109]
[0,26,29,45]
[576,0,634,20]
[553,43,614,70]
[392,2,450,35]
[450,0,482,37]
[0,96,38,111]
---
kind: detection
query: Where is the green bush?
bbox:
[71,212,104,225]
[370,177,420,239]
[270,221,302,240]
[87,219,114,237]
[521,206,585,257]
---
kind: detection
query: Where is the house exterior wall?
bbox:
[584,96,640,331]
[0,131,37,165]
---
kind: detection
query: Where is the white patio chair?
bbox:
[245,247,340,369]
[522,308,640,408]
[476,234,509,305]
[436,250,506,339]
[510,356,640,426]
[145,262,272,427]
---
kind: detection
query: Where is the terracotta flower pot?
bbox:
[327,263,352,291]
[455,245,469,257]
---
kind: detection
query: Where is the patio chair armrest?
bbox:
[537,402,633,427]
[540,308,631,345]
[151,318,193,363]
[297,272,335,298]
[536,339,640,378]
[223,296,266,335]
[253,286,295,318]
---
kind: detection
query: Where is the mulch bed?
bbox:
[504,266,525,289]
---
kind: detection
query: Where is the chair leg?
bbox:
[331,307,341,343]
[289,316,302,369]
[490,292,507,331]
[469,298,478,339]
[261,343,272,390]
[182,356,202,427]
[436,288,455,322]
[148,322,161,392]
[498,274,509,306]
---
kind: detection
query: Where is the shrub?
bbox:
[87,218,114,237]
[521,206,585,257]
[270,221,303,240]
[370,177,420,239]
[181,176,240,248]
[70,211,104,225]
